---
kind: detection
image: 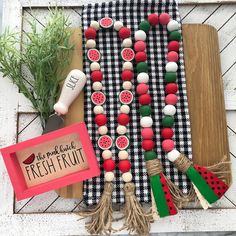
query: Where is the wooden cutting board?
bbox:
[56,24,231,199]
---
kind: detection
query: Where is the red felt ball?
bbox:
[162,139,175,152]
[118,27,131,39]
[118,160,131,173]
[103,159,115,172]
[161,128,174,139]
[84,27,97,39]
[159,13,170,25]
[91,70,103,82]
[141,128,154,139]
[117,113,130,125]
[135,51,147,62]
[148,13,159,26]
[165,83,178,94]
[168,41,180,52]
[95,114,107,126]
[121,70,134,81]
[165,94,178,105]
[167,51,179,62]
[139,94,151,105]
[134,41,146,52]
[136,83,149,95]
[142,140,155,151]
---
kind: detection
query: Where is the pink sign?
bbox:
[1,122,100,200]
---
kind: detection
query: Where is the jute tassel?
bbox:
[173,154,230,208]
[121,182,151,235]
[79,182,113,235]
[146,159,192,210]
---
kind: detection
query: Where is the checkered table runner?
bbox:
[82,0,192,205]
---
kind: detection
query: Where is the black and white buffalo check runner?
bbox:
[82,0,192,205]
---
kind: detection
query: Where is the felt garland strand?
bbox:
[137,13,230,210]
[134,13,181,218]
[80,18,150,235]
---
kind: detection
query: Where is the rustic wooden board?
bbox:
[55,28,84,198]
[55,24,231,199]
[182,24,231,185]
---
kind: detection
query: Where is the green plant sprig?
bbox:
[0,8,73,128]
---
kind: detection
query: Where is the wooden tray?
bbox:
[56,24,231,199]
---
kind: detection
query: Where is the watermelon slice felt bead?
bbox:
[98,135,113,150]
[99,17,114,29]
[87,49,101,62]
[91,91,106,105]
[116,135,130,150]
[121,48,135,62]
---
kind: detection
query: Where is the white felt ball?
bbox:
[114,21,124,31]
[122,38,132,48]
[90,62,101,71]
[122,62,133,71]
[163,105,176,116]
[167,20,179,32]
[86,39,96,49]
[137,72,149,83]
[135,30,147,41]
[93,105,104,114]
[167,149,180,162]
[122,172,133,182]
[122,81,132,90]
[90,20,100,30]
[120,104,130,114]
[98,126,108,135]
[102,150,112,159]
[140,117,153,128]
[118,150,129,160]
[105,171,115,182]
[92,81,103,91]
[165,62,178,72]
[117,125,127,135]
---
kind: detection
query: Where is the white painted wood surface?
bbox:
[0,0,236,234]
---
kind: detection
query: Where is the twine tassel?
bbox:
[79,182,113,235]
[122,182,150,235]
[173,154,230,208]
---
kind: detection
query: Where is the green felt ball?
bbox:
[139,20,151,33]
[168,31,182,41]
[144,151,157,161]
[162,116,174,127]
[165,72,177,83]
[140,105,152,116]
[136,62,148,73]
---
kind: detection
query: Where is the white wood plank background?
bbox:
[1,0,236,234]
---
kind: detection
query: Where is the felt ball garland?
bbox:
[135,13,179,218]
[82,18,150,235]
[85,19,135,185]
[136,13,229,213]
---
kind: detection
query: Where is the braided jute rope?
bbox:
[146,159,163,176]
[173,154,192,173]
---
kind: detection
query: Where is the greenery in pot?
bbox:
[0,8,73,128]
